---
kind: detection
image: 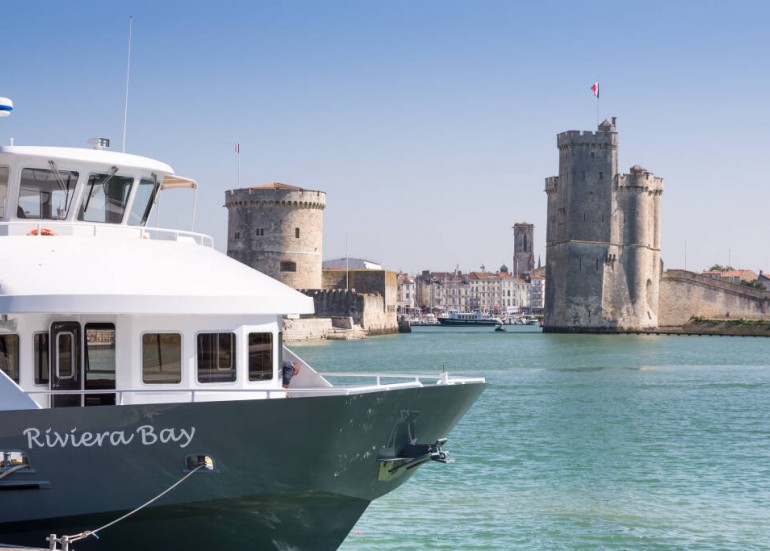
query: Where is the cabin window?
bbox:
[128,178,157,227]
[0,166,8,220]
[142,333,182,384]
[85,324,116,406]
[78,173,134,224]
[248,333,273,381]
[280,261,297,272]
[0,334,20,383]
[56,331,76,379]
[34,332,49,385]
[197,333,236,383]
[18,168,79,220]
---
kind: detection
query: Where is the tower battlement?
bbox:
[544,176,559,195]
[617,166,664,194]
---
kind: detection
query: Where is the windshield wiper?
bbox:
[83,166,118,213]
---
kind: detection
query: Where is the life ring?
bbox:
[27,228,57,236]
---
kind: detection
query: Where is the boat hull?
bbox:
[437,318,501,327]
[0,382,484,550]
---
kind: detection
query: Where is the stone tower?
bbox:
[543,118,664,332]
[225,183,326,289]
[513,222,534,279]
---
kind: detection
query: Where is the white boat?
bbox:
[437,311,504,327]
[0,105,485,550]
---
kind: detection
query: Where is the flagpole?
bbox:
[595,78,600,127]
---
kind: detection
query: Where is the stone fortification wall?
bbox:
[301,289,397,335]
[659,270,770,326]
[322,269,397,314]
[282,318,333,341]
[225,186,326,289]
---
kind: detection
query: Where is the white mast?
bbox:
[121,16,133,153]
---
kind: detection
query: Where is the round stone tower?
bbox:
[225,183,326,289]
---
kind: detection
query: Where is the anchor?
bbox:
[377,438,453,481]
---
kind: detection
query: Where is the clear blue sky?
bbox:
[3,0,769,274]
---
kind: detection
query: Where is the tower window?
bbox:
[280,261,297,272]
[599,171,604,180]
[295,227,300,238]
[256,228,264,236]
[234,231,240,239]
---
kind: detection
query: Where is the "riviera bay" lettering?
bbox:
[22,425,196,449]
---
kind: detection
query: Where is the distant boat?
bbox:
[437,311,504,327]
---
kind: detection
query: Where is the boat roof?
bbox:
[0,234,314,315]
[0,145,174,174]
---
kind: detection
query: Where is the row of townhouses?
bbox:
[397,266,545,317]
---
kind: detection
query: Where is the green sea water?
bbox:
[291,326,770,550]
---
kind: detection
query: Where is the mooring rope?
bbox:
[65,464,205,544]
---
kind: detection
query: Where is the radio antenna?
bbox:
[121,16,133,153]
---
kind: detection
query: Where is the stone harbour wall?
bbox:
[659,270,770,327]
[301,289,398,335]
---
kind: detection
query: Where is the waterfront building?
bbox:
[396,272,416,315]
[701,269,757,284]
[529,274,545,315]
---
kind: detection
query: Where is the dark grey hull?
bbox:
[0,382,484,550]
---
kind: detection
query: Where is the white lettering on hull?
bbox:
[23,426,196,449]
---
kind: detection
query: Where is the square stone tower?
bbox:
[543,118,664,332]
[513,222,534,279]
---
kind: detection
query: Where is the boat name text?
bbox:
[22,425,196,449]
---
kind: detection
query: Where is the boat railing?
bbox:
[22,372,485,405]
[0,221,214,247]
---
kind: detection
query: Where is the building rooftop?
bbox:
[248,182,305,191]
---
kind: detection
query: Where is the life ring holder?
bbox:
[27,228,58,237]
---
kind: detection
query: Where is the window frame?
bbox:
[0,333,20,383]
[196,332,237,384]
[248,332,274,382]
[141,332,183,385]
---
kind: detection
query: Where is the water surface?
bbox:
[292,327,770,550]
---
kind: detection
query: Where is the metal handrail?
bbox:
[0,220,214,247]
[22,372,485,404]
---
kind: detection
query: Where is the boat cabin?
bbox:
[0,144,317,410]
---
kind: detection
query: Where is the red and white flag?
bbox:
[235,143,240,154]
[590,81,599,98]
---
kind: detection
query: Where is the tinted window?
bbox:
[128,178,157,226]
[142,333,182,384]
[197,333,236,383]
[85,324,116,406]
[18,168,78,220]
[0,167,8,220]
[248,333,273,381]
[34,332,49,384]
[0,334,20,383]
[78,173,134,224]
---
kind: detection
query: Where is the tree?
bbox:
[707,264,734,272]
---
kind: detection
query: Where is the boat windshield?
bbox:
[0,166,8,220]
[78,172,134,224]
[127,177,157,226]
[18,167,79,220]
